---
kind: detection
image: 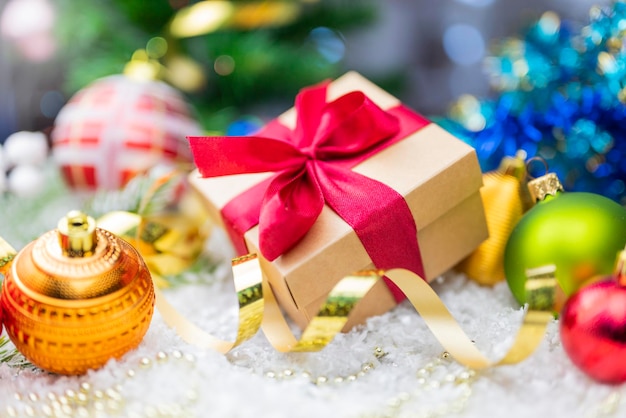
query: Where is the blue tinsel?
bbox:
[442,2,626,204]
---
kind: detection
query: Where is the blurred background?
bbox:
[1,0,625,204]
[0,0,605,135]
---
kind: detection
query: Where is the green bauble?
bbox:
[504,180,626,306]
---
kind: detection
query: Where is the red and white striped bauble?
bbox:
[52,75,201,190]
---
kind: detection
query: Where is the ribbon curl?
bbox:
[156,254,554,367]
[189,83,430,301]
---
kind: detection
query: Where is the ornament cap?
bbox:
[57,211,97,258]
[499,150,527,180]
[527,173,564,202]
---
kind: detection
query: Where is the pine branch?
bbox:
[0,336,33,369]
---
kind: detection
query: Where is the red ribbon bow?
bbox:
[189,82,429,301]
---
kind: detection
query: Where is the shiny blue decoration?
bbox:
[226,117,263,136]
[443,4,626,204]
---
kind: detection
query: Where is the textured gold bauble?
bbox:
[0,216,155,375]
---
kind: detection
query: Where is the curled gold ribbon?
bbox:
[156,253,556,368]
[154,254,265,353]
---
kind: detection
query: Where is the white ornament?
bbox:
[0,144,6,192]
[7,164,45,197]
[0,143,5,170]
[4,131,49,167]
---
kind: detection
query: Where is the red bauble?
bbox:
[560,279,626,384]
[51,75,201,190]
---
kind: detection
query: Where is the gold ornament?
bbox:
[0,211,155,375]
[457,152,533,285]
[97,210,206,288]
[95,168,211,288]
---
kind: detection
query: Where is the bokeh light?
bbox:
[165,55,206,92]
[443,24,485,66]
[0,0,54,39]
[146,37,168,59]
[214,55,235,76]
[226,117,263,136]
[455,0,495,7]
[308,27,345,64]
[169,1,234,38]
[0,0,57,62]
[40,91,65,119]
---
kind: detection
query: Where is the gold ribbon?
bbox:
[156,253,556,368]
[154,254,264,352]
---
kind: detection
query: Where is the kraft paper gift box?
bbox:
[188,72,488,330]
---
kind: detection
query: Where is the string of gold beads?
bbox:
[246,346,388,386]
[3,347,477,418]
[360,352,477,418]
[2,350,198,418]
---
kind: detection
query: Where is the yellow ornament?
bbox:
[0,211,154,375]
[457,153,533,285]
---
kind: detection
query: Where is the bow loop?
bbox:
[293,82,330,149]
[189,135,305,177]
[313,91,400,161]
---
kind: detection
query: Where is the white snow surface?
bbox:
[0,169,623,418]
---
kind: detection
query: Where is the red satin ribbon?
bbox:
[189,82,430,301]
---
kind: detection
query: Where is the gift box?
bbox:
[188,72,487,330]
